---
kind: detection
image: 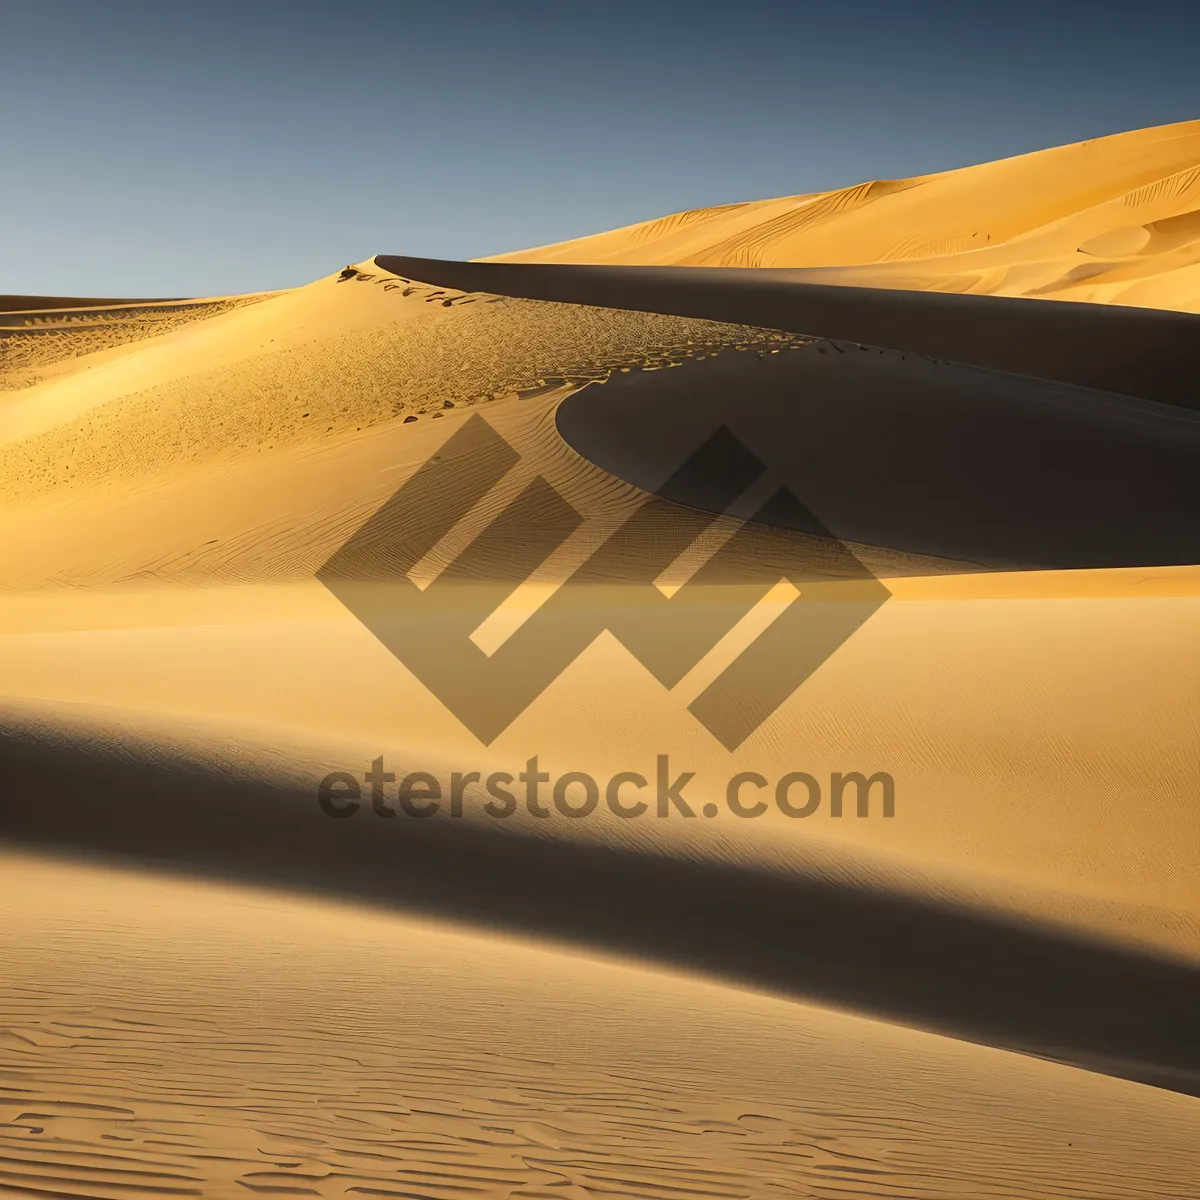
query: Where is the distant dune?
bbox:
[0,293,184,312]
[490,118,1200,311]
[2,121,1199,1198]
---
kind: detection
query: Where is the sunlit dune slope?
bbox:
[0,293,183,312]
[0,293,279,393]
[0,265,795,502]
[0,255,1196,982]
[1,852,1197,1200]
[489,119,1200,310]
[2,124,1199,1117]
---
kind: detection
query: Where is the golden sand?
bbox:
[2,120,1198,1198]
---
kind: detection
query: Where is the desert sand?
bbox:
[2,121,1199,1197]
[491,117,1200,312]
[3,852,1198,1199]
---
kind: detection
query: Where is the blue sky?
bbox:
[4,0,1199,296]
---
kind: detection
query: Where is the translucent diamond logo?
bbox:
[318,414,889,749]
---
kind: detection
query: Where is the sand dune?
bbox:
[489,119,1200,312]
[375,259,1199,570]
[0,293,277,395]
[554,348,1200,569]
[3,693,1199,1098]
[4,854,1197,1200]
[0,292,181,313]
[3,121,1200,1197]
[379,253,1200,409]
[2,263,1196,1050]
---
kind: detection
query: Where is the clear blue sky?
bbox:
[4,0,1198,296]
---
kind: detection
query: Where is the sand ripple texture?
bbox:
[2,856,1198,1200]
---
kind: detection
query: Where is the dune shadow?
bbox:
[556,347,1200,569]
[375,256,1200,411]
[2,706,1198,1098]
[376,255,1200,570]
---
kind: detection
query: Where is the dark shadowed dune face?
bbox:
[6,118,1200,1200]
[556,345,1200,570]
[375,256,1200,411]
[3,700,1200,1098]
[378,255,1200,569]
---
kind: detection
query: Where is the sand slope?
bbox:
[383,253,1200,409]
[490,119,1200,311]
[0,294,278,395]
[3,854,1197,1200]
[1,258,1197,1072]
[2,122,1200,1198]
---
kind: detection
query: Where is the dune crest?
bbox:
[3,119,1200,1199]
[489,119,1200,311]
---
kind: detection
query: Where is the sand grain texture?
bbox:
[3,120,1200,1198]
[491,119,1200,311]
[1,855,1198,1200]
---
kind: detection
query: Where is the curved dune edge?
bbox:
[4,119,1200,1194]
[0,293,186,313]
[0,291,283,399]
[2,695,1199,1098]
[5,852,1199,1200]
[375,254,1200,410]
[1,325,1196,1098]
[0,232,1196,1150]
[486,119,1200,312]
[551,343,1199,570]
